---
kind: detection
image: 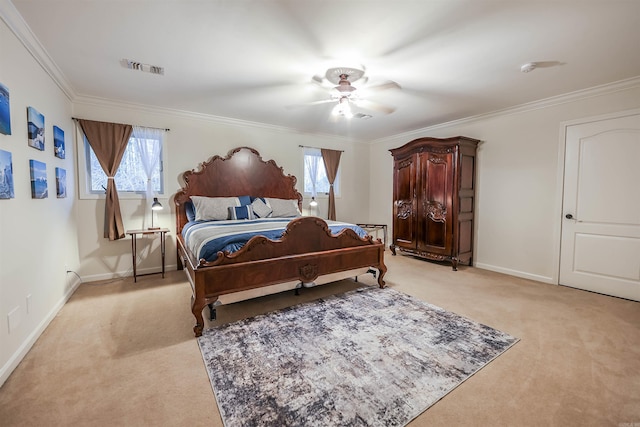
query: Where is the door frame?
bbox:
[553,107,640,285]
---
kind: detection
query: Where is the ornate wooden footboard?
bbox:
[174,147,387,337]
[177,216,386,336]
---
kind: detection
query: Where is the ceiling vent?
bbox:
[122,59,164,75]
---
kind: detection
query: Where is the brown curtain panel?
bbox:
[321,148,342,221]
[78,119,133,241]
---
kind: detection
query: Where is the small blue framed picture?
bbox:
[29,159,48,198]
[54,125,65,159]
[0,83,10,135]
[27,106,45,151]
[55,167,66,198]
[0,149,15,199]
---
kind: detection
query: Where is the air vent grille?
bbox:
[122,59,164,75]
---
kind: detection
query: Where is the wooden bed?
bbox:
[174,147,387,337]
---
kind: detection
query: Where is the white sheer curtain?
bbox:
[305,150,319,199]
[132,126,163,200]
[304,148,320,216]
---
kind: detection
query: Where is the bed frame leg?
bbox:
[192,296,206,337]
[377,265,387,289]
[208,303,217,321]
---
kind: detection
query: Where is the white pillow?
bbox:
[266,198,301,218]
[251,198,273,218]
[191,196,240,221]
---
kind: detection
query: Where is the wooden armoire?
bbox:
[389,136,479,270]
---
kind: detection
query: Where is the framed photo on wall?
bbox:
[27,106,45,151]
[0,149,14,199]
[29,159,48,199]
[55,167,66,198]
[0,82,10,136]
[53,125,65,159]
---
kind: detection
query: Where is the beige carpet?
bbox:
[1,254,639,426]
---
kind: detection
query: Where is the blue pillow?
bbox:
[238,195,252,206]
[228,205,255,220]
[185,200,196,222]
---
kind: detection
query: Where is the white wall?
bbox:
[369,81,640,283]
[0,18,79,385]
[71,99,371,282]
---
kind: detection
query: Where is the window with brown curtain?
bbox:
[320,148,342,221]
[77,119,133,241]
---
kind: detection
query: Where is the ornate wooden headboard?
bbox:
[174,147,303,234]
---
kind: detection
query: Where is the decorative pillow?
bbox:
[228,205,255,220]
[184,200,196,222]
[251,197,273,218]
[238,195,252,206]
[191,196,240,221]
[265,198,301,218]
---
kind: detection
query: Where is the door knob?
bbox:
[565,214,573,219]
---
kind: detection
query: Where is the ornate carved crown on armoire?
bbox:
[389,136,479,270]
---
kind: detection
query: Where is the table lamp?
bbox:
[149,197,162,230]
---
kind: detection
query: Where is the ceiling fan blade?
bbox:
[353,99,396,114]
[285,98,336,109]
[362,81,401,93]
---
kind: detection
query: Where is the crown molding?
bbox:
[371,75,640,145]
[72,95,356,144]
[0,0,75,100]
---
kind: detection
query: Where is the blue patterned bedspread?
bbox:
[182,217,368,262]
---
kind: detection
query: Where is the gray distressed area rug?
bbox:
[198,287,519,427]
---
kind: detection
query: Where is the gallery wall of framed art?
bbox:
[0,83,70,200]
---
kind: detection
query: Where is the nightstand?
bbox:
[126,228,170,282]
[356,223,387,247]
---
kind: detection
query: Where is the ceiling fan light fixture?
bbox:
[332,96,353,118]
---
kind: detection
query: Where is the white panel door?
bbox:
[560,112,640,301]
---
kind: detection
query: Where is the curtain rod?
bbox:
[298,144,344,152]
[72,117,170,132]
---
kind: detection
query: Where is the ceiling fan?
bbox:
[290,66,401,119]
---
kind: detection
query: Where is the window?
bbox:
[79,127,165,198]
[303,147,340,197]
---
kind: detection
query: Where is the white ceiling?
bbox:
[7,0,640,142]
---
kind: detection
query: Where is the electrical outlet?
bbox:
[7,306,22,334]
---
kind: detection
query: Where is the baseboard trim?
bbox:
[79,264,179,283]
[0,274,82,387]
[474,262,555,285]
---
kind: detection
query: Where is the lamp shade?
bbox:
[151,197,163,210]
[149,197,163,230]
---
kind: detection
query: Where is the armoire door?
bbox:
[393,155,418,250]
[417,151,454,255]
